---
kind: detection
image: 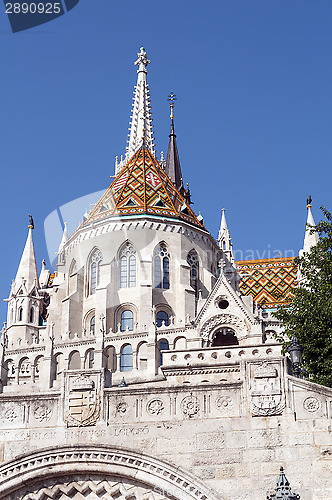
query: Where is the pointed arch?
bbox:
[153,242,170,289]
[69,259,77,275]
[87,248,103,295]
[119,241,136,288]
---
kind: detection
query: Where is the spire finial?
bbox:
[307,194,312,209]
[134,47,150,74]
[168,92,177,121]
[28,214,34,229]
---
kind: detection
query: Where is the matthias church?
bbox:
[0,48,330,500]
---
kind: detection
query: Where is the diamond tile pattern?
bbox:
[236,257,298,308]
[82,149,204,229]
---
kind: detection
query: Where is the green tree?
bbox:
[274,207,332,388]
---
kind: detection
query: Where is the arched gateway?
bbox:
[0,444,221,500]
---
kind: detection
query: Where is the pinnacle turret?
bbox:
[58,222,68,253]
[116,48,156,173]
[299,196,319,257]
[15,220,39,291]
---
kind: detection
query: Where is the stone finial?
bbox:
[134,47,150,73]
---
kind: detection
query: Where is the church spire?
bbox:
[300,195,319,256]
[165,93,183,190]
[15,216,39,291]
[117,48,155,173]
[218,209,234,263]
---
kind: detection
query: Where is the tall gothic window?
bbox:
[89,249,103,295]
[120,243,136,288]
[121,310,134,332]
[187,250,199,294]
[90,316,95,335]
[154,243,170,289]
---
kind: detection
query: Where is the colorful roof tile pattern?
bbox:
[236,257,298,308]
[82,148,205,229]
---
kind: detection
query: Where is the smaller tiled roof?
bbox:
[236,257,298,308]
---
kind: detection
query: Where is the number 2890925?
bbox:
[6,3,62,14]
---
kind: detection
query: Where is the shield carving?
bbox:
[64,374,101,427]
[249,362,285,417]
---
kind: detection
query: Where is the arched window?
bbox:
[85,349,95,369]
[54,353,64,380]
[159,339,169,365]
[18,307,23,322]
[34,355,44,379]
[187,250,199,294]
[120,344,133,372]
[89,249,103,295]
[90,316,95,335]
[69,259,77,275]
[105,346,116,372]
[29,308,34,324]
[174,336,187,350]
[120,243,136,288]
[156,311,169,327]
[154,243,170,289]
[68,351,81,370]
[137,342,148,370]
[212,328,239,347]
[121,310,134,332]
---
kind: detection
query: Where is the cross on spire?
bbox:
[168,92,177,120]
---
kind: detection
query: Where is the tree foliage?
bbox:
[274,207,332,388]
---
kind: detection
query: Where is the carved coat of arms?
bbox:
[249,361,286,416]
[64,373,101,427]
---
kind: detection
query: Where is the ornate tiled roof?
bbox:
[82,148,205,229]
[236,257,298,308]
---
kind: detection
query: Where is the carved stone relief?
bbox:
[181,395,200,418]
[249,361,285,417]
[303,396,320,413]
[20,479,168,500]
[215,395,233,413]
[33,404,52,422]
[147,399,165,416]
[64,371,102,427]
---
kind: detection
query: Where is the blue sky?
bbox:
[1,1,332,320]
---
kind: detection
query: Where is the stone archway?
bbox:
[0,444,221,500]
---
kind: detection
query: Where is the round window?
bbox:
[218,299,229,309]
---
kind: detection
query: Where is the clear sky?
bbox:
[1,1,332,321]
